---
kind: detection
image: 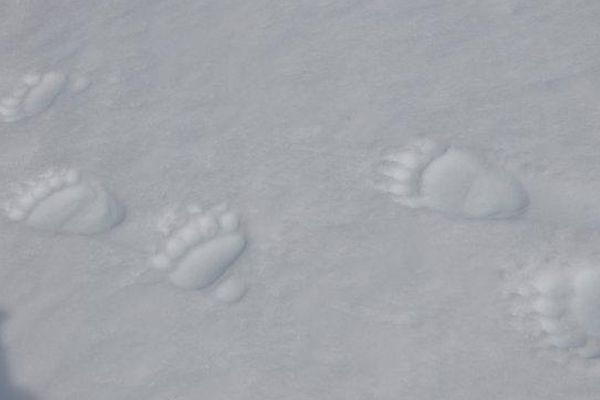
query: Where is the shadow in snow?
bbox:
[0,311,36,400]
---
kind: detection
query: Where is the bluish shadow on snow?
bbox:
[0,311,36,400]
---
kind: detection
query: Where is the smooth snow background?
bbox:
[2,0,600,398]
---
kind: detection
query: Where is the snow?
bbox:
[2,0,600,399]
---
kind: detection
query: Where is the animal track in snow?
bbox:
[0,71,88,122]
[149,203,247,291]
[507,255,600,359]
[375,138,528,219]
[215,277,247,304]
[3,169,125,235]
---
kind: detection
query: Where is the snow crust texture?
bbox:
[150,203,247,290]
[377,138,529,219]
[3,169,125,235]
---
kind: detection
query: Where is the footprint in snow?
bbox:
[0,71,89,123]
[3,169,125,235]
[507,253,600,360]
[375,138,528,219]
[149,203,248,296]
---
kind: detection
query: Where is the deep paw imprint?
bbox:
[508,255,600,359]
[149,203,247,291]
[3,169,125,234]
[0,72,67,122]
[0,71,89,122]
[529,268,600,358]
[376,138,528,219]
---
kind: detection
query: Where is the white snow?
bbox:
[2,0,600,399]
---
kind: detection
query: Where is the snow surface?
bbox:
[3,0,600,399]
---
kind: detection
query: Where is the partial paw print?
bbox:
[506,253,600,360]
[149,202,248,300]
[375,138,449,209]
[3,168,125,235]
[0,71,89,122]
[375,137,529,219]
